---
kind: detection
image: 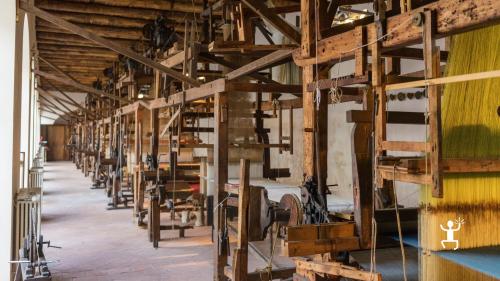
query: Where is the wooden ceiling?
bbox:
[34,0,218,92]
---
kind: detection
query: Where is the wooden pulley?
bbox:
[279,193,303,226]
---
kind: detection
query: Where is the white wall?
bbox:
[0,2,20,279]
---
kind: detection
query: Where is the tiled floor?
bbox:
[42,161,216,281]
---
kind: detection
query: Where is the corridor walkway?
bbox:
[41,161,213,281]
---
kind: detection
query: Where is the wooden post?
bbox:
[214,91,228,281]
[423,10,443,198]
[371,23,386,189]
[134,107,143,165]
[301,0,315,178]
[232,159,250,281]
[352,89,373,249]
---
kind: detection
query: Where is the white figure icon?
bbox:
[440,217,464,250]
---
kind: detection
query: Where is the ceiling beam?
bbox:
[37,31,137,47]
[240,0,301,44]
[23,2,201,86]
[39,96,77,119]
[35,69,129,103]
[38,88,75,112]
[36,19,143,40]
[37,86,96,117]
[36,0,207,18]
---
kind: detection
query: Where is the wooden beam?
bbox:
[402,158,500,174]
[346,110,426,124]
[37,87,94,117]
[386,69,500,90]
[36,19,143,40]
[37,31,137,47]
[22,2,201,87]
[39,95,78,117]
[35,70,129,103]
[200,53,279,84]
[225,49,293,80]
[240,0,301,44]
[36,0,207,19]
[301,0,315,178]
[160,107,181,137]
[226,82,302,93]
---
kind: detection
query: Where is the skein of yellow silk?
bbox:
[419,24,500,281]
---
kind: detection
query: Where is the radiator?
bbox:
[14,188,41,259]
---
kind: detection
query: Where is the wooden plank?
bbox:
[283,237,360,257]
[378,166,432,185]
[400,158,500,174]
[293,0,500,66]
[294,260,382,281]
[233,159,250,281]
[381,141,429,152]
[286,222,356,241]
[21,2,201,87]
[160,108,182,138]
[385,69,500,90]
[225,49,294,80]
[226,82,302,94]
[208,42,296,53]
[35,69,129,103]
[149,79,226,109]
[240,0,301,44]
[346,110,426,124]
[225,266,296,281]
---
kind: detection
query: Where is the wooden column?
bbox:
[214,91,228,281]
[371,23,386,188]
[352,89,373,249]
[301,0,328,205]
[301,0,315,178]
[423,10,443,198]
[134,107,143,165]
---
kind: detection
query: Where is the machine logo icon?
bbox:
[440,217,465,250]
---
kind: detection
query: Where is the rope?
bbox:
[212,193,231,213]
[257,223,280,281]
[326,16,415,104]
[393,164,408,281]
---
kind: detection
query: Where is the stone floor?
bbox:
[42,161,220,281]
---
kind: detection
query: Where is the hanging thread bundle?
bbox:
[419,24,500,281]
